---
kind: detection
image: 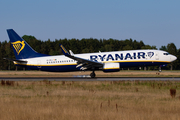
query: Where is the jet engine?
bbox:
[103,63,120,72]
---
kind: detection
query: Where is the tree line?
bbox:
[0,35,179,70]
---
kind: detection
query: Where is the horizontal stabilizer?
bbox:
[3,58,27,63]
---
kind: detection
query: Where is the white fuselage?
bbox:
[14,49,177,72]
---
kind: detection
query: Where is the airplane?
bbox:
[5,29,177,78]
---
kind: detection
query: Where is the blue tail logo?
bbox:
[11,41,25,55]
[7,29,49,59]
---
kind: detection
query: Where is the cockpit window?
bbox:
[163,53,169,55]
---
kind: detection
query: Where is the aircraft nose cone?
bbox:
[171,55,177,62]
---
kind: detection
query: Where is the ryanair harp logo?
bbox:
[11,41,25,55]
[147,52,154,58]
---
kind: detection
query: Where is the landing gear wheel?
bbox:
[159,67,162,72]
[90,72,96,78]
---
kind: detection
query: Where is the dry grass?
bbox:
[0,70,180,77]
[0,80,180,120]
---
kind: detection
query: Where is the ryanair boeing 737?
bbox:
[5,29,177,78]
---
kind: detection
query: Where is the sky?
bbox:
[0,0,180,49]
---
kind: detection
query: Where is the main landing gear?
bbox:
[90,71,96,78]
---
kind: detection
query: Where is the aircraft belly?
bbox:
[24,65,79,72]
[120,62,167,68]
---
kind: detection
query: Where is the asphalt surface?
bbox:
[0,77,180,81]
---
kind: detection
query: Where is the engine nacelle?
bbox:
[103,63,120,72]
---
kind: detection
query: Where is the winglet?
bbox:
[59,44,70,56]
[69,50,74,56]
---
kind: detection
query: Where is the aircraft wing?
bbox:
[60,44,103,70]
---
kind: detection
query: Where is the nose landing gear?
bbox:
[159,66,162,72]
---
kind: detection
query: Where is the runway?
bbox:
[0,77,180,81]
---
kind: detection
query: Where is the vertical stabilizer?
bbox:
[7,29,48,59]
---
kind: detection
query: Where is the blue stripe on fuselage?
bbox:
[15,61,169,72]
